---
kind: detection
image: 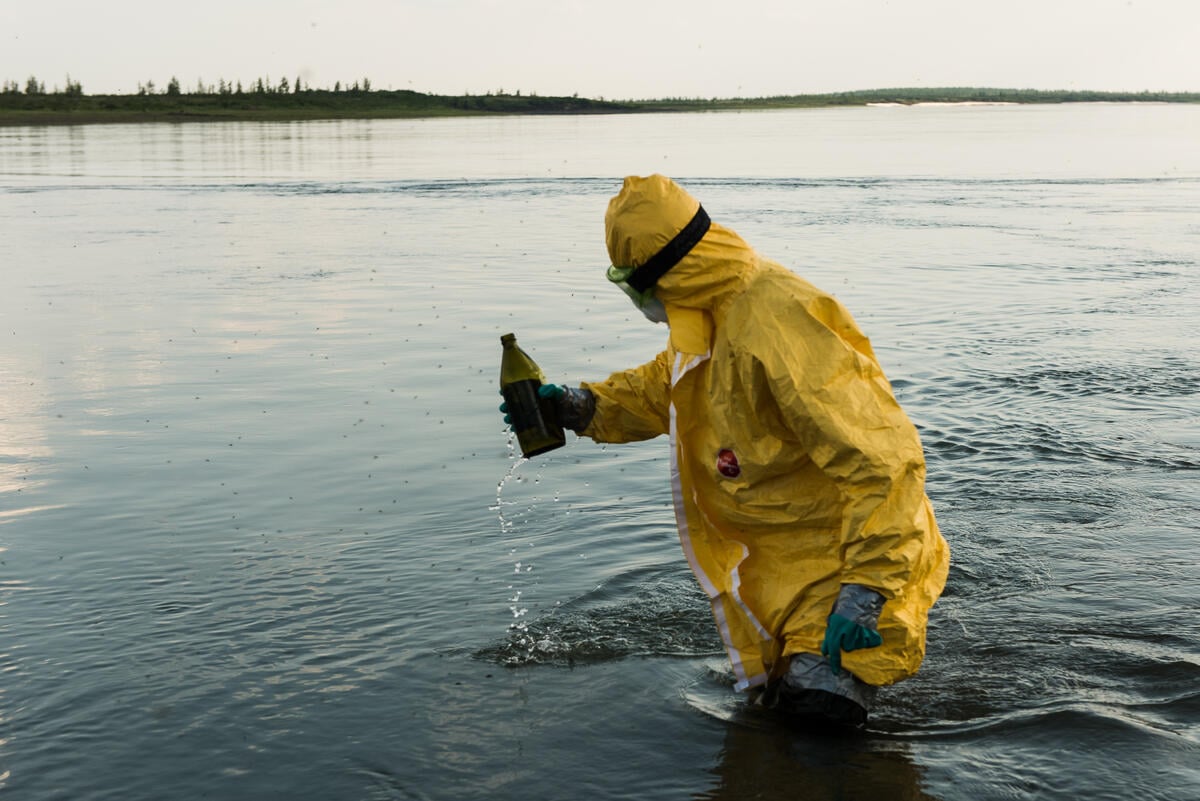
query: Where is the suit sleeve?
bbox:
[579,350,672,443]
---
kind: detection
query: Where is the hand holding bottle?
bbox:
[500,384,564,427]
[499,334,566,458]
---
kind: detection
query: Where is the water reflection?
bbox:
[0,370,53,498]
[699,721,939,801]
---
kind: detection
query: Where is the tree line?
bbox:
[4,79,1197,126]
[4,78,1197,107]
[2,75,378,97]
[2,75,83,95]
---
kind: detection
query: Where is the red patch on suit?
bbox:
[716,448,741,478]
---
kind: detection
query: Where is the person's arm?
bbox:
[577,350,672,443]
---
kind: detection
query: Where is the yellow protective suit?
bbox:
[581,175,949,691]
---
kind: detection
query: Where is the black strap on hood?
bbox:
[627,205,711,293]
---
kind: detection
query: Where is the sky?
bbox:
[3,0,1199,98]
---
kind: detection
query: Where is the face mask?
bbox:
[639,296,669,324]
[606,265,669,325]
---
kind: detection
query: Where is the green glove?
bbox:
[820,584,885,675]
[820,613,882,675]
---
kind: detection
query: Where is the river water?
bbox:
[1,104,1198,800]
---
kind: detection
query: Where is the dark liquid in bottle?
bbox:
[500,333,565,458]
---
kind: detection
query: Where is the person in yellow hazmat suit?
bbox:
[510,174,949,729]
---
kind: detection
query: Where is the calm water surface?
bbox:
[1,105,1198,800]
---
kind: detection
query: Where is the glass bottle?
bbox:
[500,333,565,458]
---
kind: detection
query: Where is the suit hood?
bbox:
[605,175,759,321]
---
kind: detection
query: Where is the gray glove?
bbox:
[832,584,885,629]
[538,384,595,433]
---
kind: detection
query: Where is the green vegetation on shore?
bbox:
[2,76,1197,126]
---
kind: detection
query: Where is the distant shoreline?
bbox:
[2,87,1197,126]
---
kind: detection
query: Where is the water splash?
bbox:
[490,437,524,538]
[476,567,720,667]
[489,432,546,661]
